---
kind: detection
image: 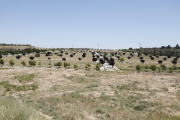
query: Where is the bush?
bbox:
[0,59,4,66]
[29,60,36,66]
[87,63,91,67]
[150,65,157,71]
[178,67,180,70]
[38,62,41,65]
[136,65,141,72]
[145,65,149,69]
[169,66,174,72]
[74,64,78,69]
[173,65,178,70]
[9,59,15,66]
[21,61,26,67]
[160,64,167,70]
[35,53,40,57]
[54,62,62,66]
[95,62,101,71]
[158,66,162,72]
[64,62,71,68]
[120,58,124,61]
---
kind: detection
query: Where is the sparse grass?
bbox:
[1,51,180,120]
[14,74,35,82]
[0,97,47,120]
[0,81,38,92]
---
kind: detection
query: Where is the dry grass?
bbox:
[0,66,180,119]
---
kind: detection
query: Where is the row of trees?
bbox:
[0,43,31,46]
[136,64,180,73]
[0,48,47,56]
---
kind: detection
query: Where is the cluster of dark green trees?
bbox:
[126,44,180,57]
[0,43,31,46]
[0,48,47,55]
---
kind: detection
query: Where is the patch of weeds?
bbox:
[162,87,168,91]
[67,76,73,79]
[14,74,35,82]
[116,82,139,91]
[172,84,176,87]
[0,81,38,92]
[96,109,104,114]
[0,68,9,70]
[85,85,98,89]
[134,101,160,111]
[78,77,84,83]
[114,90,118,94]
[89,74,95,77]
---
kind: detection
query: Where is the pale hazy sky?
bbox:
[0,0,180,49]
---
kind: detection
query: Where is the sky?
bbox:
[0,0,180,49]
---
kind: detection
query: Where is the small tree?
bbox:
[169,66,174,73]
[160,64,167,71]
[35,53,40,57]
[29,60,36,67]
[54,62,62,66]
[87,63,91,67]
[158,66,162,72]
[120,58,124,62]
[74,64,78,70]
[95,62,101,71]
[150,65,157,71]
[136,65,141,72]
[9,59,15,67]
[21,61,26,67]
[0,59,4,67]
[64,62,71,68]
[0,54,2,59]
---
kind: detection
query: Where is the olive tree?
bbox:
[21,61,26,67]
[0,59,4,67]
[9,59,15,67]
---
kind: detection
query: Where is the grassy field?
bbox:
[0,50,180,120]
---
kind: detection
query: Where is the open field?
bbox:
[1,65,180,119]
[0,49,180,120]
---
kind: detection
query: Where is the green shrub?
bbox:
[64,62,71,68]
[74,64,78,69]
[145,65,149,69]
[169,66,174,72]
[38,62,41,65]
[0,59,4,66]
[21,61,26,67]
[54,62,62,66]
[158,66,162,72]
[87,63,91,67]
[160,64,167,70]
[29,60,36,66]
[35,53,40,57]
[150,65,157,71]
[15,74,35,82]
[95,62,101,71]
[9,59,15,66]
[120,58,124,61]
[136,65,141,72]
[173,65,178,70]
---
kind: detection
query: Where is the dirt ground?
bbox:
[0,67,180,120]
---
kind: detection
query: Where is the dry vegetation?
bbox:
[0,49,180,119]
[1,65,180,120]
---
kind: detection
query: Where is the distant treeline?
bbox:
[0,43,31,46]
[0,48,47,55]
[122,44,180,57]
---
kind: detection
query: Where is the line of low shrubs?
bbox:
[136,64,180,72]
[0,81,38,92]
